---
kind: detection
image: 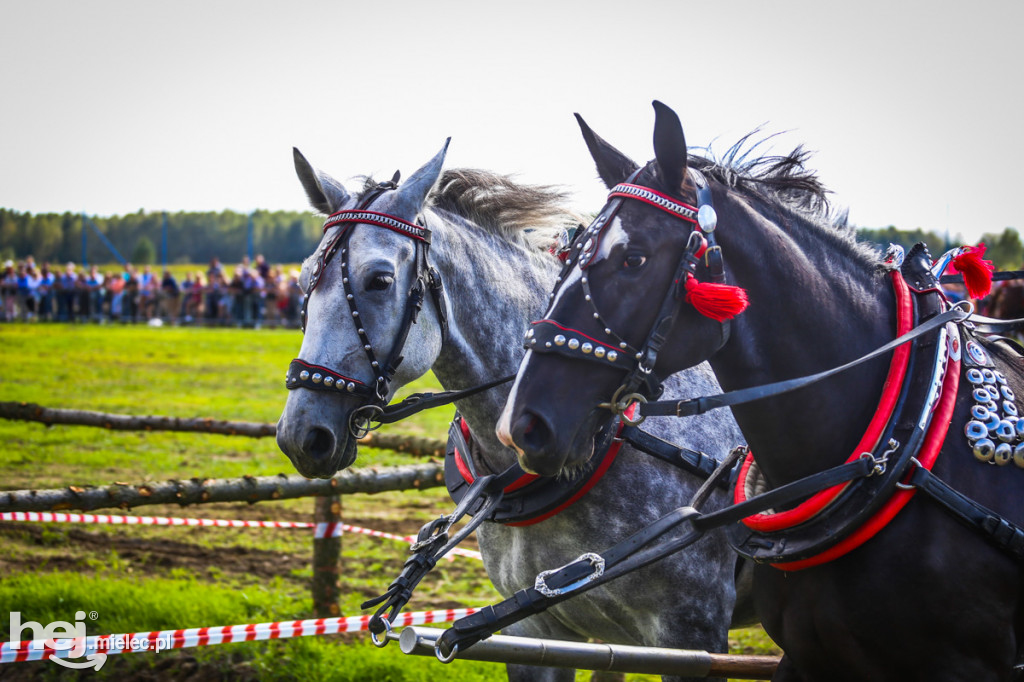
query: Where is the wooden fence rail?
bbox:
[0,463,445,513]
[0,401,446,457]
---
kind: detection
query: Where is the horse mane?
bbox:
[691,134,881,266]
[429,169,582,252]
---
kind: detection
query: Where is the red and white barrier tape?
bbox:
[1,511,311,529]
[319,522,483,560]
[0,512,483,561]
[0,608,477,664]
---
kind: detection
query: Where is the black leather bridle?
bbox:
[523,166,728,424]
[285,178,449,437]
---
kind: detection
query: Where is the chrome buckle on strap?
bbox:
[534,552,605,597]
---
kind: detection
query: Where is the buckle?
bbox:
[534,552,605,597]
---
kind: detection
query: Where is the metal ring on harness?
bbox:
[369,615,392,648]
[435,639,459,664]
[349,404,385,439]
[598,385,648,425]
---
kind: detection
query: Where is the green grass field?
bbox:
[0,323,779,681]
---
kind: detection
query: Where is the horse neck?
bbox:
[710,194,897,487]
[428,212,559,462]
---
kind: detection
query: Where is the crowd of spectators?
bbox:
[1,254,305,328]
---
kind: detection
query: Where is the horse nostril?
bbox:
[511,410,554,455]
[302,427,336,462]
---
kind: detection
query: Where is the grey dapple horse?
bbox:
[276,141,748,682]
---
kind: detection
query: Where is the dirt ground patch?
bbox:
[0,506,484,605]
[0,522,306,580]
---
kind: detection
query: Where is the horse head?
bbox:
[499,101,742,476]
[277,141,450,477]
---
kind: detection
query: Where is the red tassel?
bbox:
[684,274,749,322]
[950,243,994,299]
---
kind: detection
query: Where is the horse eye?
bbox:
[623,254,647,269]
[368,274,394,291]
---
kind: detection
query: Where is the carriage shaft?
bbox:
[392,626,778,679]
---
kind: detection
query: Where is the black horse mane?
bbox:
[688,134,881,266]
[694,135,830,217]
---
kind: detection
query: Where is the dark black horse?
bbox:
[498,101,1024,680]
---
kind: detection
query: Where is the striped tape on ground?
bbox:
[0,608,478,664]
[0,512,482,560]
[332,523,483,560]
[1,511,313,529]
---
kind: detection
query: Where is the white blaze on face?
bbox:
[591,216,628,265]
[496,357,527,452]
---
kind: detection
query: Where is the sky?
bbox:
[1,0,1022,244]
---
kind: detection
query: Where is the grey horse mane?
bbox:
[358,170,581,253]
[430,169,582,252]
[690,133,882,267]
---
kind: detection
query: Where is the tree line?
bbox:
[2,206,1020,271]
[0,208,323,266]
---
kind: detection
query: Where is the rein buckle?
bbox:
[409,515,450,553]
[534,552,606,597]
[598,385,647,426]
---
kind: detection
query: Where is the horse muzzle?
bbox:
[276,391,361,478]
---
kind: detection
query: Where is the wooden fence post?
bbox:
[312,494,342,617]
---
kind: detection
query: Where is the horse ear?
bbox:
[293,148,351,214]
[652,100,688,195]
[394,138,450,215]
[575,113,639,189]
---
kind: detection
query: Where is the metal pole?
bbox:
[83,216,128,267]
[161,212,168,269]
[393,626,779,680]
[247,213,254,262]
[81,212,88,267]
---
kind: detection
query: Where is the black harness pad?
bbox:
[727,243,948,565]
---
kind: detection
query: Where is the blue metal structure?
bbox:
[161,212,168,268]
[81,213,129,267]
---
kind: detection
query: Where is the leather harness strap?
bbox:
[908,464,1024,560]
